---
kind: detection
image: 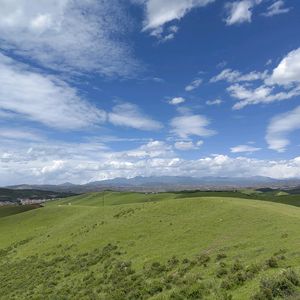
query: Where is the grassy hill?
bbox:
[45,191,178,207]
[2,195,300,299]
[45,189,300,209]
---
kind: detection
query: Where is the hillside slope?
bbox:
[1,197,300,299]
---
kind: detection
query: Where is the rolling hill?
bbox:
[1,193,300,299]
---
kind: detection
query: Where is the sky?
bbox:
[0,0,300,186]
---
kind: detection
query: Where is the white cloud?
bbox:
[169,25,179,33]
[210,69,241,82]
[265,47,300,87]
[206,99,223,105]
[41,160,66,174]
[210,68,268,83]
[152,77,165,83]
[142,0,215,32]
[0,54,106,130]
[224,0,253,25]
[217,61,227,68]
[169,97,185,105]
[159,33,175,43]
[266,105,300,152]
[0,0,141,78]
[212,47,300,109]
[139,140,172,151]
[141,0,214,42]
[174,140,203,150]
[2,136,300,185]
[108,103,163,131]
[230,145,261,153]
[262,0,292,17]
[185,78,203,91]
[142,77,165,83]
[174,141,195,150]
[266,59,272,66]
[111,141,174,160]
[0,128,43,142]
[170,115,217,139]
[228,83,300,110]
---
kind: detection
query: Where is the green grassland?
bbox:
[45,189,300,209]
[2,194,300,299]
[45,191,178,207]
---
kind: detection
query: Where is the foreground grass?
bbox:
[1,196,300,299]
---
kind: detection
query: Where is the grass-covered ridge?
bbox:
[45,189,300,209]
[2,196,300,299]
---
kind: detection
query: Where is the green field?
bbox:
[45,189,300,209]
[2,193,300,299]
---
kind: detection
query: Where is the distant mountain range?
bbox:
[83,175,286,187]
[9,176,300,191]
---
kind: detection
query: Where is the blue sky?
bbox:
[0,0,300,186]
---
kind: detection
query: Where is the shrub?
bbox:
[245,263,262,279]
[258,270,299,298]
[168,255,179,267]
[169,292,185,300]
[252,287,273,300]
[216,268,228,278]
[147,281,164,295]
[216,253,227,261]
[215,291,233,300]
[266,257,278,268]
[230,260,243,273]
[220,271,246,290]
[182,258,190,264]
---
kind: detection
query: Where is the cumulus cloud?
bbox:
[174,141,195,150]
[108,103,163,130]
[0,0,141,78]
[262,0,292,17]
[4,154,300,186]
[174,140,203,150]
[139,140,172,151]
[230,145,261,153]
[170,115,217,139]
[1,133,300,185]
[266,105,300,152]
[0,54,106,130]
[206,99,223,105]
[185,78,203,91]
[169,97,185,105]
[265,47,300,87]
